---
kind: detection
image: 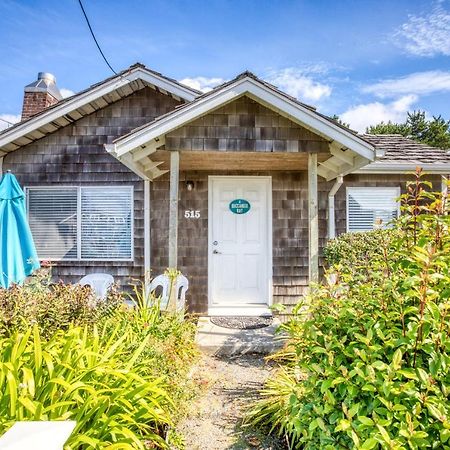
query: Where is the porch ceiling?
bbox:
[153,150,331,171]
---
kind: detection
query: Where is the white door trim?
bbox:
[208,175,273,316]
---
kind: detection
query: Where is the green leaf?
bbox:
[351,430,360,447]
[398,369,418,380]
[335,419,351,432]
[440,429,450,443]
[360,437,378,449]
[417,368,430,386]
[377,424,391,444]
[358,416,375,426]
[392,349,402,370]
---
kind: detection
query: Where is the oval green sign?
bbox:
[229,199,251,214]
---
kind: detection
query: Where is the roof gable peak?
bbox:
[0,63,201,152]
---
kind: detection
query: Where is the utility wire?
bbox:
[0,117,15,126]
[77,0,118,75]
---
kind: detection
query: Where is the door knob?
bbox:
[213,249,221,254]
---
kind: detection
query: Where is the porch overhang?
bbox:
[105,76,377,181]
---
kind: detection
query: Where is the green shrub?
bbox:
[323,228,395,269]
[247,168,450,449]
[0,273,123,337]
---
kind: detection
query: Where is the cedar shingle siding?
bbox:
[165,96,329,153]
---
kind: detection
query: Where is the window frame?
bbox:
[25,185,134,262]
[346,186,401,233]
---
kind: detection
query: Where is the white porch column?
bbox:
[143,180,151,280]
[168,151,179,268]
[308,152,319,283]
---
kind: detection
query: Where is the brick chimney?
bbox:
[21,72,62,121]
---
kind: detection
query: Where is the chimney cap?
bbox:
[25,72,62,100]
[37,72,57,84]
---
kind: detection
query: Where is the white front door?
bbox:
[209,176,271,315]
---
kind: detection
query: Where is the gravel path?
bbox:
[177,354,285,450]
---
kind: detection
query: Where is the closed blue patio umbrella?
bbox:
[0,171,40,288]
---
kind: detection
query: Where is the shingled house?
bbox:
[1,64,449,315]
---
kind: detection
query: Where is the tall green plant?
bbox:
[247,168,450,449]
[0,323,172,449]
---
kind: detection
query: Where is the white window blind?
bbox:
[27,188,78,260]
[81,187,133,260]
[347,187,400,232]
[26,186,133,261]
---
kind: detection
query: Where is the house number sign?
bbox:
[229,199,251,214]
[184,210,200,218]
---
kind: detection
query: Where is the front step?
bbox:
[196,316,284,356]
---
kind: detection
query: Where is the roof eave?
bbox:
[355,162,450,174]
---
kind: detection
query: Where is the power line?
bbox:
[0,117,15,126]
[77,0,117,75]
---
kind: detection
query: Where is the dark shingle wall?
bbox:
[4,87,181,287]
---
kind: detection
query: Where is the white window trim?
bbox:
[346,186,401,233]
[25,185,134,262]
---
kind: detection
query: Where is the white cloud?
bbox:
[0,114,20,132]
[340,95,419,132]
[179,65,334,102]
[363,70,450,98]
[60,88,75,98]
[395,3,450,56]
[179,77,225,93]
[266,67,332,102]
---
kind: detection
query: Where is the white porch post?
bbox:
[143,180,151,281]
[169,151,179,268]
[308,152,319,283]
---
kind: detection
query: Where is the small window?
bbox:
[26,186,133,261]
[347,187,400,232]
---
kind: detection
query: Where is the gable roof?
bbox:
[0,63,200,155]
[357,134,450,173]
[111,71,375,161]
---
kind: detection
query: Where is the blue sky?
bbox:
[0,0,449,132]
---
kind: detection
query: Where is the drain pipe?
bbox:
[328,175,344,240]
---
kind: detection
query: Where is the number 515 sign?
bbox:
[184,210,200,219]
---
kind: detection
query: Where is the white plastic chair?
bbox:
[175,274,189,311]
[147,274,171,309]
[79,273,114,299]
[147,273,189,311]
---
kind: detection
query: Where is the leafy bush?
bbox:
[0,272,123,337]
[323,228,395,269]
[247,168,450,449]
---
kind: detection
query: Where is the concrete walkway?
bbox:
[196,317,284,356]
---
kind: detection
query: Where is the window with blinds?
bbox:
[81,187,133,260]
[26,186,133,261]
[347,187,400,232]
